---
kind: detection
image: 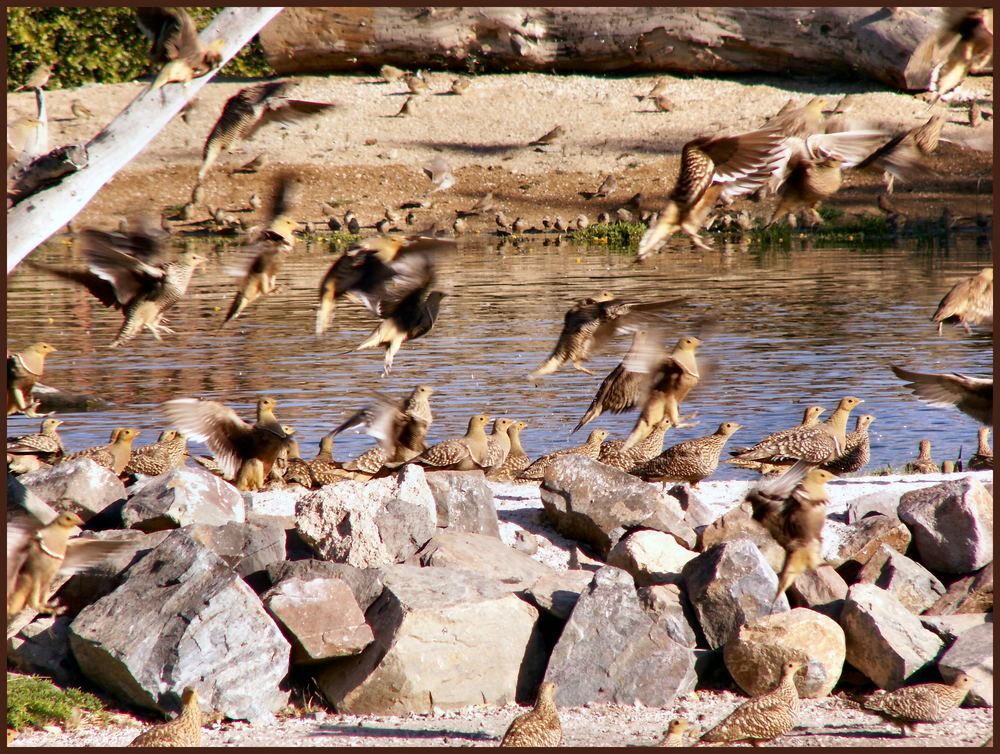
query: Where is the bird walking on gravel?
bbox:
[857,674,974,736]
[7,511,130,622]
[930,267,992,334]
[499,681,562,747]
[162,396,289,488]
[136,8,224,92]
[891,366,992,426]
[633,421,741,486]
[7,342,56,418]
[128,686,202,747]
[700,660,804,745]
[198,81,336,182]
[636,127,788,259]
[517,429,608,481]
[27,220,205,348]
[413,414,491,471]
[221,173,300,326]
[748,465,835,603]
[529,294,686,380]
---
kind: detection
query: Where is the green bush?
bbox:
[6,673,108,731]
[6,7,272,91]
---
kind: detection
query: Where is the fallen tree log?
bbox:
[259,7,975,92]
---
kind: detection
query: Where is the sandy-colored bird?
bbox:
[7,342,56,418]
[529,295,685,380]
[136,8,224,91]
[28,221,205,347]
[598,417,673,473]
[499,681,562,747]
[856,114,947,193]
[517,429,608,481]
[904,439,941,474]
[404,71,428,94]
[481,418,514,474]
[633,421,741,486]
[423,156,454,194]
[123,430,188,478]
[700,660,804,745]
[822,414,874,475]
[637,127,788,258]
[221,174,300,326]
[70,99,93,119]
[636,78,670,101]
[968,426,992,470]
[15,62,53,91]
[128,686,202,747]
[449,77,471,95]
[859,674,974,736]
[6,88,48,174]
[7,418,65,463]
[731,397,863,467]
[924,8,994,99]
[657,718,691,747]
[529,125,564,146]
[63,428,140,476]
[580,174,617,200]
[727,405,826,474]
[380,64,406,82]
[198,81,336,181]
[931,267,992,334]
[331,385,433,464]
[748,465,835,602]
[487,421,530,481]
[413,414,491,471]
[7,511,131,622]
[891,366,992,426]
[764,96,828,138]
[162,396,289,487]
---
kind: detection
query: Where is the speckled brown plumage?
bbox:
[733,397,863,466]
[634,421,741,485]
[7,417,64,461]
[487,421,530,482]
[306,434,352,486]
[748,466,835,601]
[414,414,491,471]
[599,418,673,472]
[860,674,973,736]
[905,439,941,474]
[931,268,993,335]
[891,366,992,426]
[63,428,140,475]
[968,427,993,470]
[517,429,608,480]
[657,718,691,747]
[499,681,562,747]
[622,336,701,450]
[342,446,386,477]
[821,414,874,475]
[124,430,187,477]
[529,295,685,380]
[764,96,828,138]
[573,329,662,432]
[481,418,514,473]
[700,661,803,745]
[727,405,825,474]
[128,687,202,747]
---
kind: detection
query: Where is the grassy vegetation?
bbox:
[6,7,273,91]
[568,221,648,248]
[6,673,109,732]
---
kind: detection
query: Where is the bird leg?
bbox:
[22,398,49,419]
[528,357,563,381]
[571,360,595,376]
[883,172,896,195]
[381,334,406,377]
[673,412,699,430]
[9,386,29,412]
[684,228,713,251]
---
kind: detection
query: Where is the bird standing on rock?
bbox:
[499,681,562,747]
[748,465,835,603]
[136,8,224,92]
[699,660,804,745]
[481,418,514,475]
[822,414,874,475]
[128,686,202,747]
[198,81,336,182]
[123,430,188,478]
[517,429,608,480]
[931,267,993,334]
[891,366,992,426]
[413,414,491,471]
[858,674,974,736]
[27,221,205,348]
[162,396,288,488]
[637,127,788,258]
[7,342,56,418]
[63,428,140,476]
[598,417,673,473]
[633,421,741,486]
[7,417,64,464]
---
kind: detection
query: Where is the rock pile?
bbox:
[6,455,993,725]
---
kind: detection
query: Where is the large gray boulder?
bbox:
[265,560,384,613]
[682,539,788,649]
[637,583,698,648]
[416,531,552,593]
[920,613,992,644]
[723,608,846,698]
[19,459,126,521]
[856,545,946,614]
[316,565,544,713]
[544,566,697,707]
[829,513,911,569]
[788,565,848,619]
[187,521,286,579]
[840,583,944,689]
[898,478,993,574]
[926,563,993,615]
[68,528,291,722]
[244,487,311,529]
[122,467,245,531]
[8,616,82,688]
[295,465,436,568]
[938,622,993,707]
[697,502,784,571]
[424,471,500,537]
[539,455,695,557]
[263,575,373,664]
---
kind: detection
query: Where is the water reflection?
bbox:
[7,234,993,479]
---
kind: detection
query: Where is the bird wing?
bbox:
[162,399,256,479]
[78,229,166,305]
[59,538,135,578]
[805,130,891,169]
[331,390,407,453]
[135,8,184,63]
[24,261,122,309]
[891,366,993,425]
[165,8,205,64]
[244,99,337,139]
[6,515,37,594]
[699,128,790,200]
[373,237,453,317]
[424,156,452,183]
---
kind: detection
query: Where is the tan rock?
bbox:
[856,545,946,614]
[697,501,784,572]
[607,529,698,587]
[829,513,911,568]
[416,530,553,593]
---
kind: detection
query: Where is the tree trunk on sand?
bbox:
[259,7,968,91]
[6,7,284,273]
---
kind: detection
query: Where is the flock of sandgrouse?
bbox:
[6,5,995,748]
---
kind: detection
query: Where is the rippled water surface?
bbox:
[8,234,993,479]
